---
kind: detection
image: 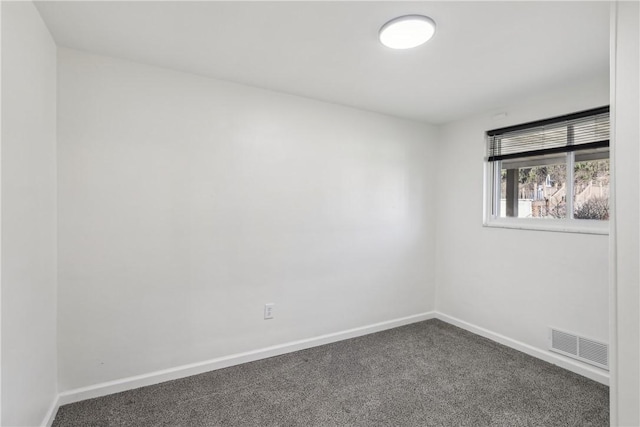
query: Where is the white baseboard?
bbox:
[434,312,609,385]
[42,394,59,427]
[56,312,436,407]
[49,310,607,423]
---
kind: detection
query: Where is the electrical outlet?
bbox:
[264,303,275,320]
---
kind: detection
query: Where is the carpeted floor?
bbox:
[52,319,609,426]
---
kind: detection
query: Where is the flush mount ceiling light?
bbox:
[379,15,436,49]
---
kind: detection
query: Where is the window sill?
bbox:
[483,218,609,235]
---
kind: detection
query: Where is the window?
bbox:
[485,106,610,233]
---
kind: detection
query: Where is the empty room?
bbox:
[1,1,639,426]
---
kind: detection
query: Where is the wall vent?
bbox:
[549,328,608,370]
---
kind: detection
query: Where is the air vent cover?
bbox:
[549,328,608,370]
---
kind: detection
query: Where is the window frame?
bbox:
[483,107,610,235]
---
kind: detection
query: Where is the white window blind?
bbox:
[487,106,609,162]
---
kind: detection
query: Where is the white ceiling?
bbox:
[35,1,610,124]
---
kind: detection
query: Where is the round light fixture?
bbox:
[379,15,436,49]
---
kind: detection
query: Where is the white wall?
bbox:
[435,74,610,376]
[1,2,58,426]
[57,48,438,391]
[611,1,640,424]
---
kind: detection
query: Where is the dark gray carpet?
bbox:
[52,319,609,426]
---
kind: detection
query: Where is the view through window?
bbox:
[487,107,610,223]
